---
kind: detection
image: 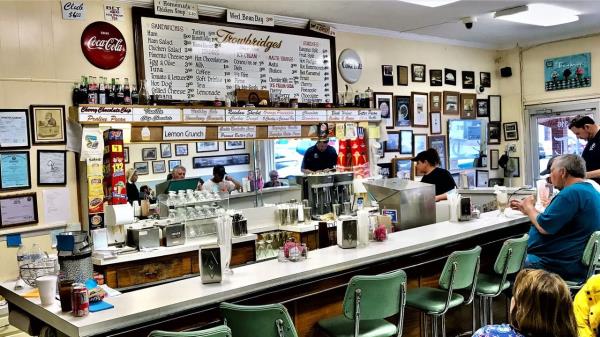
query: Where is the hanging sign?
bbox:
[78,106,132,123]
[227,9,275,27]
[268,125,301,138]
[81,21,127,70]
[61,1,85,20]
[183,109,226,122]
[132,108,181,122]
[163,126,206,140]
[309,21,336,37]
[218,126,257,139]
[154,0,198,19]
[104,5,125,22]
[295,110,328,122]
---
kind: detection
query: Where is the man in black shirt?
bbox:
[301,139,338,174]
[569,115,600,184]
[412,149,456,201]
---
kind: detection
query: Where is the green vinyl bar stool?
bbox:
[565,231,600,292]
[317,269,407,337]
[220,302,298,337]
[405,246,481,337]
[148,325,232,337]
[474,234,528,328]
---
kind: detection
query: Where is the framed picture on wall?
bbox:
[384,132,400,152]
[0,192,38,227]
[175,144,189,156]
[477,99,489,117]
[123,147,129,164]
[462,71,475,89]
[489,95,502,122]
[374,92,394,129]
[460,93,477,119]
[489,178,505,187]
[427,135,447,169]
[382,65,394,86]
[413,134,427,156]
[430,69,443,86]
[397,65,409,86]
[430,112,442,134]
[480,72,491,87]
[443,91,459,115]
[192,154,250,169]
[490,149,499,170]
[37,150,67,186]
[29,105,66,145]
[429,91,442,113]
[476,170,489,187]
[134,162,149,175]
[142,148,157,161]
[225,141,245,151]
[488,122,501,144]
[503,122,519,141]
[400,130,413,155]
[168,160,181,172]
[152,160,166,174]
[0,109,30,149]
[392,158,414,180]
[394,96,411,127]
[196,141,219,153]
[0,151,31,191]
[411,92,429,127]
[411,64,426,82]
[444,68,457,85]
[507,157,520,177]
[160,143,172,158]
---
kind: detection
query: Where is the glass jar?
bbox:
[167,191,177,210]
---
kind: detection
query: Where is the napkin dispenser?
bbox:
[459,197,472,221]
[200,245,222,284]
[159,223,185,247]
[128,227,160,250]
[336,219,358,249]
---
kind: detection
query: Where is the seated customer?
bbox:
[264,170,287,188]
[412,148,456,201]
[126,168,140,205]
[510,154,600,282]
[574,274,600,337]
[473,269,577,337]
[202,165,242,193]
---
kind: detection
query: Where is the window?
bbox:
[447,119,486,171]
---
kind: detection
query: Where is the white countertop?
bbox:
[92,234,257,266]
[0,210,529,337]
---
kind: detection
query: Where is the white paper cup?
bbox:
[37,275,57,306]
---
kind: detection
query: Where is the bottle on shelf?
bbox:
[98,77,107,105]
[108,78,116,104]
[71,82,80,106]
[16,244,28,267]
[138,79,148,105]
[88,76,98,104]
[115,78,124,104]
[123,78,131,104]
[29,243,44,262]
[131,83,138,105]
[79,76,88,105]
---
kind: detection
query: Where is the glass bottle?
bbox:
[123,78,131,104]
[98,77,107,104]
[108,78,116,104]
[115,78,124,104]
[79,76,88,105]
[138,79,148,105]
[71,82,80,106]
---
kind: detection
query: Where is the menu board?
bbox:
[139,16,333,103]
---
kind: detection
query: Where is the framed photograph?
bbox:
[477,99,489,117]
[384,132,400,152]
[430,69,443,86]
[476,170,489,187]
[490,149,500,170]
[480,72,491,87]
[429,91,442,113]
[400,130,413,155]
[377,163,391,178]
[488,122,501,144]
[392,158,414,180]
[152,160,166,174]
[460,93,477,119]
[175,144,189,156]
[397,65,408,86]
[394,96,411,127]
[0,192,38,227]
[462,71,475,89]
[466,170,476,188]
[451,173,460,186]
[382,65,394,86]
[0,109,30,149]
[382,209,398,224]
[489,95,502,122]
[196,141,219,153]
[124,147,129,164]
[37,150,67,186]
[443,91,459,115]
[134,162,149,175]
[225,141,245,151]
[488,178,505,187]
[160,143,172,158]
[427,135,447,169]
[0,151,31,191]
[410,92,429,127]
[377,145,384,159]
[430,112,442,134]
[413,134,428,156]
[142,148,157,161]
[507,157,520,177]
[29,105,66,145]
[411,64,426,82]
[192,154,250,169]
[444,68,457,85]
[503,122,519,141]
[168,160,181,171]
[374,92,394,129]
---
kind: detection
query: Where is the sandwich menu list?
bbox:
[140,17,333,103]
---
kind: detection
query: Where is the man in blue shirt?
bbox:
[511,154,600,282]
[301,139,338,174]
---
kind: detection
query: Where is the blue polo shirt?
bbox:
[528,181,600,281]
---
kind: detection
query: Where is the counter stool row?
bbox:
[147,233,555,337]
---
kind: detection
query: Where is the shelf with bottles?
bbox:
[72,76,143,106]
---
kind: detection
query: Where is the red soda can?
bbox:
[71,283,89,317]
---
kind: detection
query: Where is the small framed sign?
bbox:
[37,150,67,186]
[0,151,31,190]
[382,209,398,224]
[29,105,66,145]
[0,192,38,227]
[0,109,30,149]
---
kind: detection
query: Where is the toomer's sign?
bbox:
[81,21,126,70]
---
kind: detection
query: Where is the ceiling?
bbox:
[185,0,600,49]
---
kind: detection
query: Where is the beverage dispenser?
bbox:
[306,175,334,219]
[333,172,354,207]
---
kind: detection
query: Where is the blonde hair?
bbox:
[126,168,137,182]
[510,269,577,337]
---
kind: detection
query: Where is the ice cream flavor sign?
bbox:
[544,52,591,91]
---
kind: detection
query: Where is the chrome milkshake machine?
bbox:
[333,172,354,206]
[304,175,334,219]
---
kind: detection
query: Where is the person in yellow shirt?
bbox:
[574,274,600,337]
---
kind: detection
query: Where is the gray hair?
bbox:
[269,170,278,178]
[172,165,186,173]
[552,154,586,178]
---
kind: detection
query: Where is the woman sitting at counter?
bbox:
[126,168,140,205]
[412,149,456,201]
[202,165,242,193]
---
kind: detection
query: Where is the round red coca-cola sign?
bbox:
[81,21,126,70]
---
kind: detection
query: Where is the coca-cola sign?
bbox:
[81,21,126,70]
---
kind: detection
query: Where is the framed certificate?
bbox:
[37,150,67,186]
[29,105,66,145]
[0,151,31,190]
[0,192,38,227]
[0,109,30,149]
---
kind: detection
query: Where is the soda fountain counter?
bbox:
[0,209,531,337]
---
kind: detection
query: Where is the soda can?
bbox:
[71,283,89,317]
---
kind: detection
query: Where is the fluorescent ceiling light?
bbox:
[494,4,579,26]
[399,0,461,8]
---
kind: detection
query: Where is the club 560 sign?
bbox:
[81,21,126,70]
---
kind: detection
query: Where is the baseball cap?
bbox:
[213,165,227,178]
[540,156,557,175]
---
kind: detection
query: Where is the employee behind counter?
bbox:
[301,139,338,174]
[412,148,456,202]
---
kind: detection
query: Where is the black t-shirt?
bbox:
[420,167,457,196]
[126,182,140,204]
[301,145,338,172]
[582,131,600,184]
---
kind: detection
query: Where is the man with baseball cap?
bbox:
[301,138,338,174]
[569,115,600,183]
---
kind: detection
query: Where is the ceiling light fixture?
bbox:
[399,0,461,8]
[494,4,579,27]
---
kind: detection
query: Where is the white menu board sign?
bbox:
[328,109,359,121]
[268,125,302,138]
[78,106,133,123]
[163,126,206,140]
[154,0,197,19]
[218,126,257,139]
[295,109,327,122]
[140,16,333,103]
[225,109,295,122]
[182,108,226,122]
[132,107,181,122]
